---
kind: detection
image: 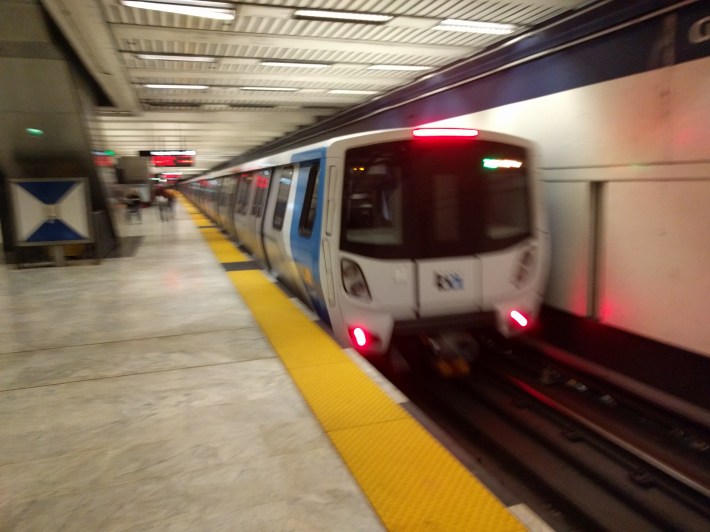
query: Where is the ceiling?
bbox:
[42,0,596,176]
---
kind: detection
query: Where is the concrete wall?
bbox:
[0,0,116,260]
[425,57,710,356]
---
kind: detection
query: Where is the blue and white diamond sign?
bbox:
[10,178,92,245]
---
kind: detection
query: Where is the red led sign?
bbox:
[140,150,196,167]
[151,154,194,167]
[93,155,114,167]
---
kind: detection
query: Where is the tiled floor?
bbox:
[0,202,383,531]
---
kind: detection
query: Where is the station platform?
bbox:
[0,196,551,531]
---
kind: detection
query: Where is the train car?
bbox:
[182,126,549,368]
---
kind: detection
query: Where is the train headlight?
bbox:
[341,259,371,301]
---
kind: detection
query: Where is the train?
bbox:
[181,126,549,368]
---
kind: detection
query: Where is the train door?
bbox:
[410,144,484,317]
[290,160,329,322]
[213,178,223,226]
[207,178,220,220]
[232,172,253,247]
[216,176,234,230]
[262,165,309,301]
[222,174,238,238]
[248,169,272,264]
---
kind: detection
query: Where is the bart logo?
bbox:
[436,272,464,291]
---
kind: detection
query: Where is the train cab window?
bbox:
[272,166,293,230]
[343,149,405,251]
[342,139,531,258]
[431,172,460,243]
[484,173,530,240]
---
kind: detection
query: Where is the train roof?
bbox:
[184,127,534,183]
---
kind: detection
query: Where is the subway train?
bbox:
[181,127,549,365]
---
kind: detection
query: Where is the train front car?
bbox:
[321,127,549,369]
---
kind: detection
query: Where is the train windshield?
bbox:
[341,139,531,259]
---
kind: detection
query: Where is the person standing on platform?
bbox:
[155,188,170,221]
[164,188,176,220]
[125,189,142,223]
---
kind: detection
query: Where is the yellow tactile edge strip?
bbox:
[179,195,525,532]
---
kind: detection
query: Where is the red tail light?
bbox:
[348,326,379,352]
[413,127,479,138]
[510,310,529,328]
[353,327,367,346]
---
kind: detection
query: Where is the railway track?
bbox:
[382,336,710,531]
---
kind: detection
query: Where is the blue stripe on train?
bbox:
[289,148,331,325]
[357,2,710,129]
[261,2,709,148]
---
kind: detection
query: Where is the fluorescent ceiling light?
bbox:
[144,84,209,89]
[142,100,202,107]
[435,19,518,35]
[260,60,331,68]
[120,1,235,21]
[240,86,300,92]
[293,9,392,24]
[228,104,277,109]
[328,89,378,95]
[136,53,217,62]
[367,64,433,71]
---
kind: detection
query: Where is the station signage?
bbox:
[92,149,115,167]
[140,150,196,167]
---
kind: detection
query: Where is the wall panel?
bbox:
[599,180,710,355]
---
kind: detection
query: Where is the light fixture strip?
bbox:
[328,89,378,95]
[136,53,217,62]
[120,1,235,21]
[293,9,392,24]
[141,0,234,7]
[240,86,300,92]
[144,84,210,89]
[260,60,331,69]
[367,64,432,71]
[434,19,518,35]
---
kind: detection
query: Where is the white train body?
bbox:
[183,127,549,355]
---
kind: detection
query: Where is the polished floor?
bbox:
[0,203,384,531]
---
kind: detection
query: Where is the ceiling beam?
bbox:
[96,110,324,124]
[126,69,422,88]
[110,24,474,58]
[41,0,140,113]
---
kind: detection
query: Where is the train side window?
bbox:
[221,176,236,206]
[251,169,271,217]
[272,166,293,230]
[234,176,243,213]
[299,164,320,237]
[236,173,253,214]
